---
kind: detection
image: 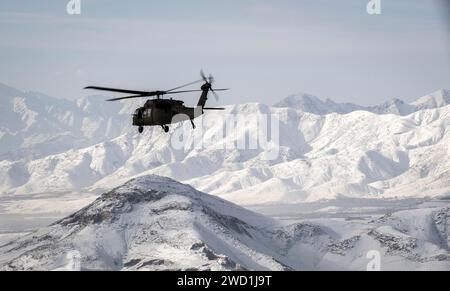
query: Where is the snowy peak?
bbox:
[368,98,415,116]
[273,93,363,115]
[58,175,271,228]
[0,175,287,271]
[411,89,450,110]
[273,93,323,111]
[0,82,23,98]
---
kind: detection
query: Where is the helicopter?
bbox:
[84,71,228,133]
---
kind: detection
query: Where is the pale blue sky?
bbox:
[0,0,449,106]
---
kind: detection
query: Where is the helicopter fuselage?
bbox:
[132,99,202,127]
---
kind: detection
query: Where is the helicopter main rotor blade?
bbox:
[166,79,203,92]
[105,95,151,101]
[161,89,228,95]
[84,86,152,95]
[167,89,203,94]
[85,86,222,98]
[104,89,223,101]
[167,89,228,94]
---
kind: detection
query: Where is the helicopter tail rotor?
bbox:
[200,70,222,101]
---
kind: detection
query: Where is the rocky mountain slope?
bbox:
[0,175,292,271]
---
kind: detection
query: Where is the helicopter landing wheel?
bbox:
[138,126,144,133]
[163,125,169,133]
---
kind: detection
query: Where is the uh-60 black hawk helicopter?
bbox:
[84,71,228,133]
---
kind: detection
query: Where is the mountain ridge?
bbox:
[274,89,450,116]
[1,83,450,204]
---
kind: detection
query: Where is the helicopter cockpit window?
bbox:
[144,109,151,118]
[135,108,143,119]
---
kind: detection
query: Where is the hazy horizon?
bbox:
[1,0,450,106]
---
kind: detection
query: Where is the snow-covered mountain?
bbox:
[1,83,450,205]
[0,175,290,271]
[1,175,449,271]
[274,89,450,116]
[0,82,131,160]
